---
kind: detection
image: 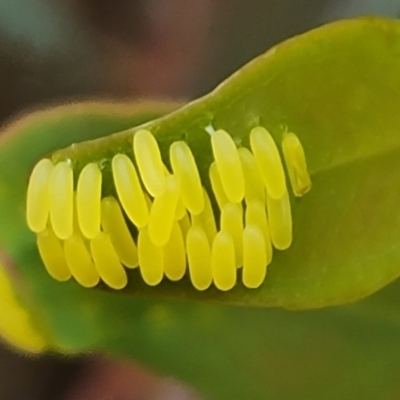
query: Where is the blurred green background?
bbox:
[1,1,400,399]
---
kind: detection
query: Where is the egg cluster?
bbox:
[26,127,311,291]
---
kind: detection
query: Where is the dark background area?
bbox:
[1,1,399,399]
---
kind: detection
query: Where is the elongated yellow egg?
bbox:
[101,197,138,268]
[76,163,102,239]
[133,129,166,197]
[191,212,202,229]
[138,227,164,286]
[112,154,149,228]
[211,231,236,291]
[26,158,53,233]
[221,203,243,268]
[163,222,186,281]
[175,198,186,220]
[186,225,212,291]
[190,189,217,244]
[170,141,204,214]
[209,162,228,209]
[242,225,267,288]
[238,147,265,203]
[267,191,292,250]
[37,228,71,281]
[148,175,180,246]
[64,233,100,288]
[250,126,286,199]
[245,200,273,263]
[90,232,128,289]
[179,211,191,239]
[200,188,217,243]
[211,129,244,203]
[49,161,74,239]
[282,133,312,197]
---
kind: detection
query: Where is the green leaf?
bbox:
[47,17,400,309]
[0,100,181,348]
[1,19,400,400]
[14,253,400,400]
[104,281,400,400]
[0,100,181,254]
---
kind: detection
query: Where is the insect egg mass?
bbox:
[27,123,310,291]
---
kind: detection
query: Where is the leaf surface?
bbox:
[1,19,400,400]
[50,17,400,308]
